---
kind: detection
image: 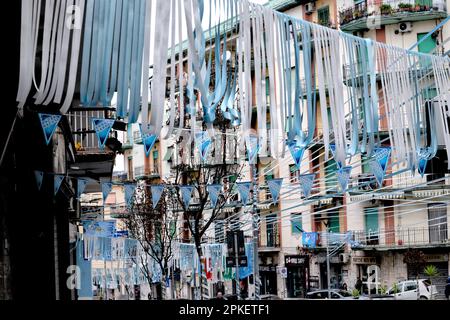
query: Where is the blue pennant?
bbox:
[369,160,384,187]
[267,178,283,204]
[124,184,136,207]
[337,166,352,192]
[139,124,158,157]
[288,141,305,169]
[302,232,318,248]
[329,144,342,169]
[374,147,391,172]
[34,170,44,190]
[151,185,165,209]
[236,182,252,206]
[246,135,260,164]
[299,173,316,198]
[195,131,212,162]
[77,178,89,198]
[92,118,115,149]
[418,157,428,177]
[207,184,222,208]
[179,186,194,209]
[102,182,113,203]
[54,175,65,195]
[38,113,62,145]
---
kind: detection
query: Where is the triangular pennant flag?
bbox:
[38,113,62,145]
[337,166,352,192]
[329,144,342,169]
[236,182,252,206]
[54,175,65,195]
[77,178,89,198]
[92,118,115,149]
[139,124,158,157]
[267,178,283,204]
[207,184,222,208]
[418,157,428,177]
[373,147,391,172]
[288,141,305,169]
[151,185,165,209]
[124,184,136,207]
[195,131,212,162]
[34,170,44,190]
[298,173,315,198]
[102,182,113,202]
[246,135,260,164]
[369,160,384,187]
[179,185,194,209]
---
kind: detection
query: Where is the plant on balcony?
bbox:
[424,265,439,300]
[380,284,388,295]
[380,4,393,14]
[354,9,363,19]
[398,3,413,12]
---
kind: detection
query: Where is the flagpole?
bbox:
[251,163,260,300]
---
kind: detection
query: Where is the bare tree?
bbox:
[125,179,179,300]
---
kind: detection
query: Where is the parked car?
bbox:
[387,279,438,300]
[306,289,368,300]
[259,294,282,300]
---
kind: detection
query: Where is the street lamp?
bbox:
[324,220,331,299]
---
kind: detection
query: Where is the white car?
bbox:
[387,279,438,300]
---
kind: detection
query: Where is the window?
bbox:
[291,213,302,234]
[417,32,437,54]
[404,282,418,292]
[317,6,330,26]
[428,203,448,242]
[325,159,338,191]
[127,157,133,179]
[328,212,340,233]
[289,164,299,183]
[331,292,341,299]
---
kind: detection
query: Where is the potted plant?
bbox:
[391,282,400,300]
[424,265,439,300]
[380,284,388,295]
[380,4,392,14]
[398,3,413,12]
[351,288,360,299]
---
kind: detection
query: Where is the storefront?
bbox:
[352,256,380,294]
[285,255,310,298]
[259,265,277,295]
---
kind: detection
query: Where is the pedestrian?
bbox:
[342,283,348,291]
[445,276,450,300]
[355,277,362,293]
[216,291,227,300]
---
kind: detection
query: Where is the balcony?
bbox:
[259,230,281,252]
[339,0,447,32]
[134,165,160,180]
[351,225,449,250]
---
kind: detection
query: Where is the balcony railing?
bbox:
[134,165,160,179]
[339,0,447,27]
[351,225,449,248]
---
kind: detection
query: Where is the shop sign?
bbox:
[424,254,448,262]
[259,265,276,272]
[285,255,308,266]
[352,256,377,264]
[277,267,288,278]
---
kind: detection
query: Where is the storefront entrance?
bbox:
[259,266,277,295]
[285,255,309,298]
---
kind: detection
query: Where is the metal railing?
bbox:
[351,225,449,248]
[339,0,447,25]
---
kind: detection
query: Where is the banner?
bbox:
[302,232,318,248]
[207,184,222,208]
[246,135,260,164]
[77,178,89,198]
[337,166,352,192]
[38,113,62,145]
[288,141,305,169]
[239,243,254,279]
[236,182,252,206]
[267,178,283,204]
[54,174,65,195]
[83,220,116,238]
[34,170,44,190]
[298,173,315,198]
[124,184,136,207]
[102,182,113,203]
[139,124,158,157]
[195,131,212,162]
[92,118,115,149]
[179,185,194,209]
[151,185,165,209]
[77,240,93,299]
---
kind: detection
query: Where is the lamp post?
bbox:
[324,221,331,299]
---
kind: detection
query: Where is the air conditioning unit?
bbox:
[339,253,349,264]
[305,2,316,15]
[398,22,413,33]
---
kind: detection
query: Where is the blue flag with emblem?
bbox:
[34,170,44,190]
[288,141,305,169]
[267,178,283,204]
[299,173,315,198]
[302,232,318,248]
[102,182,113,203]
[151,185,165,209]
[418,156,428,177]
[337,166,352,192]
[236,182,252,206]
[195,131,212,162]
[77,178,89,198]
[124,184,136,207]
[369,147,391,186]
[54,174,65,195]
[92,118,115,149]
[179,185,194,209]
[246,135,260,164]
[207,184,222,208]
[139,124,158,157]
[38,113,62,145]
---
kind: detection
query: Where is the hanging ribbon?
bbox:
[151,185,165,209]
[267,178,283,204]
[337,166,352,193]
[34,170,44,190]
[38,113,62,145]
[298,173,315,198]
[179,185,194,209]
[92,118,115,149]
[207,184,222,208]
[54,174,65,195]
